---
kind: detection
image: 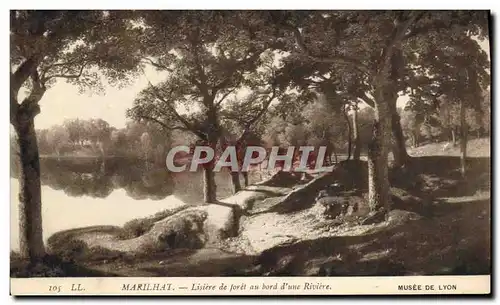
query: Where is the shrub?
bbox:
[49,239,89,263]
[85,246,124,262]
[137,238,166,254]
[10,250,21,261]
[119,218,155,239]
[118,206,190,240]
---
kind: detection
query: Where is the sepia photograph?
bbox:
[9,9,491,295]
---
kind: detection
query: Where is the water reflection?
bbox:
[10,157,264,251]
[11,157,261,204]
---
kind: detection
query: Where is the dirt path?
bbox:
[78,188,490,277]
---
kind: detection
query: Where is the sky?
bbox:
[32,38,490,130]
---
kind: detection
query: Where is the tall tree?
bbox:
[88,119,111,151]
[302,94,347,164]
[219,54,283,192]
[480,89,491,134]
[342,103,353,161]
[268,11,419,214]
[63,119,84,147]
[407,31,489,176]
[435,98,461,145]
[351,103,362,160]
[400,109,421,148]
[46,125,70,158]
[267,11,489,217]
[127,12,280,202]
[10,10,141,261]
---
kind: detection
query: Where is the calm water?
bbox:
[10,157,261,251]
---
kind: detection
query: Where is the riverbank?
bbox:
[11,139,491,277]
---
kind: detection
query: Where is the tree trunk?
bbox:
[343,108,352,161]
[13,117,46,261]
[459,99,468,178]
[100,159,106,174]
[451,128,457,146]
[411,133,417,148]
[242,172,249,187]
[390,104,410,167]
[202,104,220,203]
[230,171,242,194]
[367,99,392,215]
[352,107,361,161]
[332,145,338,164]
[203,165,217,203]
[55,148,61,161]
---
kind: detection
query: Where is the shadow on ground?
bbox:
[255,197,490,276]
[390,156,490,198]
[10,254,119,277]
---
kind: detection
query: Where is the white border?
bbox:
[9,276,492,296]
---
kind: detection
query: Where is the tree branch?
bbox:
[377,12,423,77]
[358,92,376,108]
[11,55,42,96]
[11,13,80,95]
[146,80,207,140]
[135,114,188,131]
[212,76,237,94]
[212,47,260,94]
[216,87,237,106]
[190,39,211,103]
[11,11,76,95]
[41,58,86,76]
[12,70,47,125]
[292,27,370,74]
[217,43,228,60]
[42,61,88,81]
[10,95,19,126]
[402,14,449,41]
[141,57,174,72]
[238,82,278,141]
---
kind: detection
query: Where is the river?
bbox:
[10,157,262,251]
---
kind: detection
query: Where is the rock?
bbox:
[203,204,239,242]
[149,208,209,251]
[386,209,423,225]
[315,196,349,219]
[299,172,314,183]
[318,266,328,276]
[361,210,387,225]
[314,189,367,220]
[349,201,359,214]
[315,181,346,199]
[256,170,302,187]
[315,190,330,201]
[250,196,285,214]
[267,254,297,275]
[326,182,344,192]
[221,190,267,210]
[137,202,243,252]
[256,249,300,276]
[221,185,290,211]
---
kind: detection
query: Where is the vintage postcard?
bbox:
[9,10,491,296]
